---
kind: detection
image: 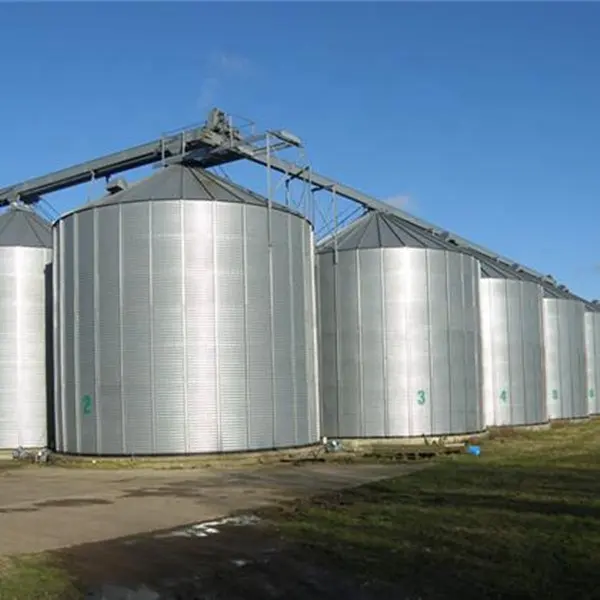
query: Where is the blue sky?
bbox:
[1,2,600,298]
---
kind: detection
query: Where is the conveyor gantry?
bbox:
[0,107,550,283]
[0,111,248,206]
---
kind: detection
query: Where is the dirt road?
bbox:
[0,461,421,556]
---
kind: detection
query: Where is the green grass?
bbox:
[0,557,79,600]
[265,419,600,600]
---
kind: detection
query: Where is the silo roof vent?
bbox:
[106,178,128,195]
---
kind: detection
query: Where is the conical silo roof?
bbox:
[537,281,583,301]
[318,211,460,252]
[443,241,581,301]
[84,163,290,211]
[472,256,523,280]
[0,204,52,248]
[452,246,536,283]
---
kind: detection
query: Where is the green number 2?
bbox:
[82,394,92,416]
[416,390,426,406]
[500,389,508,403]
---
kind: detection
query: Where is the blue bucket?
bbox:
[466,444,481,457]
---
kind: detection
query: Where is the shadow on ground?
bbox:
[57,519,405,600]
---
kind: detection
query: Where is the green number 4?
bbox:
[499,389,508,403]
[416,390,426,405]
[82,394,92,416]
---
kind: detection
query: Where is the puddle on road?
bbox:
[0,497,114,514]
[152,514,261,540]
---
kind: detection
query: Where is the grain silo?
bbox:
[539,282,587,420]
[446,239,586,422]
[53,163,319,455]
[452,253,546,429]
[0,204,52,450]
[317,211,483,439]
[584,301,600,415]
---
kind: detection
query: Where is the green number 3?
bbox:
[82,394,92,416]
[416,390,426,406]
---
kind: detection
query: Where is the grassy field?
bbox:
[2,420,600,599]
[0,557,79,600]
[266,420,600,599]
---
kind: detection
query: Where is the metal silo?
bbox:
[0,204,52,450]
[53,163,319,455]
[465,257,546,428]
[444,234,587,423]
[317,212,483,439]
[541,285,587,420]
[583,302,600,415]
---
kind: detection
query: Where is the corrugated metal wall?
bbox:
[584,311,600,415]
[0,246,52,448]
[54,200,319,455]
[318,247,483,438]
[480,279,546,427]
[543,298,587,420]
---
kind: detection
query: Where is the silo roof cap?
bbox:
[0,204,52,248]
[317,211,462,253]
[80,163,299,214]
